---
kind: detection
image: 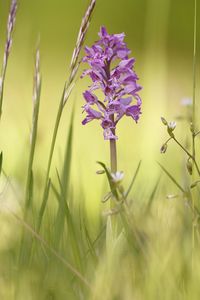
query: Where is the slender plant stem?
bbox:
[110,138,117,173]
[192,0,197,268]
[25,76,41,210]
[37,90,64,231]
[192,0,197,139]
[165,137,172,144]
[8,208,92,290]
[0,0,18,120]
[36,0,96,231]
[194,130,200,137]
[0,60,8,120]
[43,98,63,191]
[173,137,200,177]
[109,129,118,235]
[32,95,64,261]
[109,109,117,174]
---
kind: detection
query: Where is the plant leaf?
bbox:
[124,160,142,200]
[157,161,185,193]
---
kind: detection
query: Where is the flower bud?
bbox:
[102,192,112,202]
[191,180,200,189]
[168,121,176,131]
[161,117,167,126]
[190,122,194,134]
[111,171,124,183]
[181,98,192,107]
[160,143,168,154]
[191,182,198,189]
[167,121,176,137]
[96,170,105,175]
[186,159,193,175]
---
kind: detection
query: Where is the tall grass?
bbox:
[0,0,200,299]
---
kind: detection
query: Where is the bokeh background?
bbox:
[0,1,200,299]
[0,0,200,215]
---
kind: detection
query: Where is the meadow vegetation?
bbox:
[0,0,200,299]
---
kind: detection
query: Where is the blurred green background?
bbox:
[0,0,199,212]
[0,1,200,299]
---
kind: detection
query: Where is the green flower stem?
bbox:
[110,138,117,174]
[194,130,200,137]
[192,0,197,143]
[173,136,200,177]
[192,0,197,266]
[109,129,118,236]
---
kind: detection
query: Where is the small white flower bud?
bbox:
[161,117,168,126]
[168,121,176,131]
[111,171,124,183]
[160,143,168,154]
[186,159,193,175]
[181,98,192,107]
[96,170,105,175]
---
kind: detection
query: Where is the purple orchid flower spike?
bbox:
[82,106,102,125]
[81,26,142,140]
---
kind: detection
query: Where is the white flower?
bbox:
[111,171,124,183]
[181,98,192,107]
[168,121,176,131]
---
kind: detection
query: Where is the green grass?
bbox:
[0,0,200,299]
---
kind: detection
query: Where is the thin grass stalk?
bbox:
[53,111,83,272]
[0,0,17,120]
[56,172,84,273]
[37,0,96,232]
[157,162,186,193]
[6,207,92,290]
[25,48,41,210]
[54,115,74,248]
[192,0,197,144]
[82,221,99,263]
[18,48,42,264]
[66,0,96,96]
[192,0,197,268]
[172,136,200,176]
[36,90,64,232]
[124,160,142,200]
[157,162,200,218]
[0,152,3,176]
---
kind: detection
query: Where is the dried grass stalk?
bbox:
[63,0,96,104]
[0,0,18,118]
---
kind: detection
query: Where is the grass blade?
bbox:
[145,175,161,212]
[7,207,92,290]
[97,161,119,200]
[51,110,84,272]
[82,220,98,263]
[37,178,51,231]
[124,160,142,200]
[54,110,74,246]
[157,161,185,193]
[25,48,41,210]
[54,169,83,273]
[39,0,96,232]
[0,0,18,119]
[0,152,3,176]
